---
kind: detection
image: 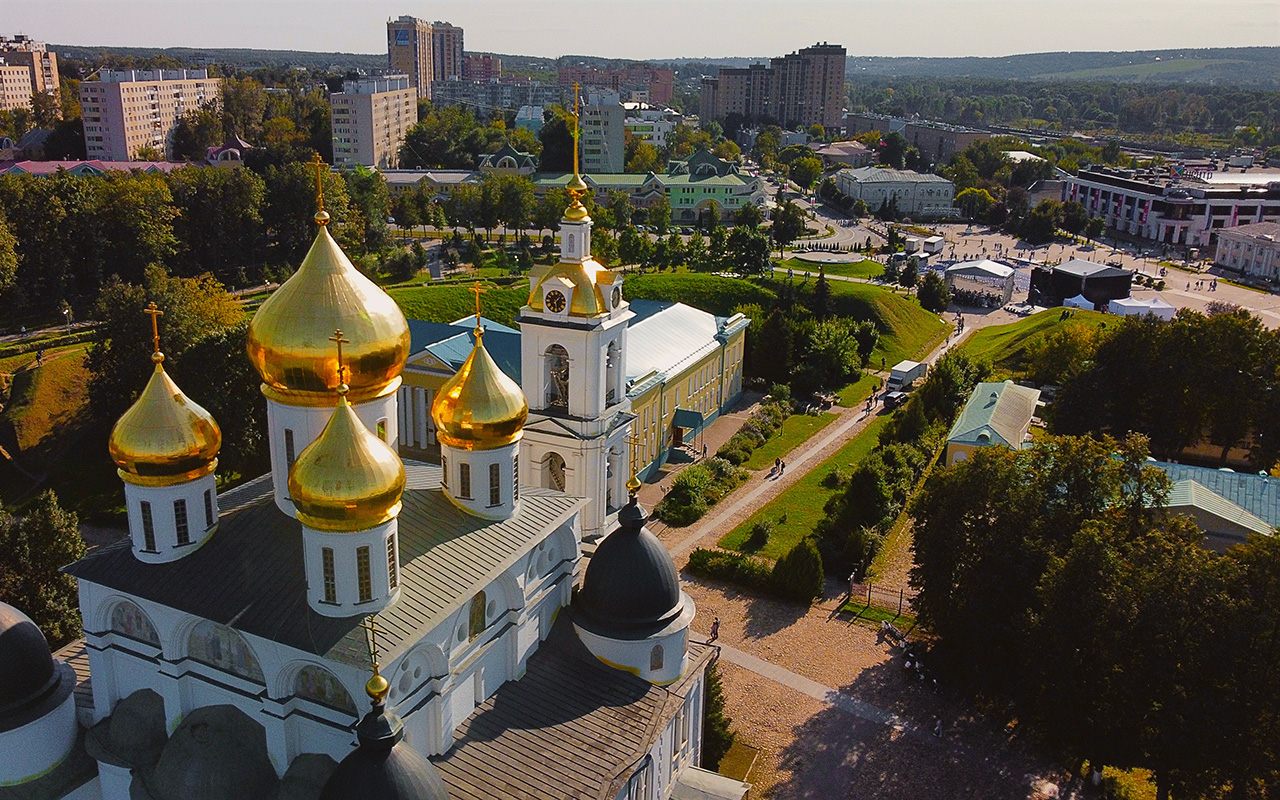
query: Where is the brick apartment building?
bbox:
[701,43,846,132]
[558,64,675,106]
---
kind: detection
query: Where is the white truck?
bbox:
[887,359,928,392]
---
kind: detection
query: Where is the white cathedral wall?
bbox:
[266,386,400,516]
[77,514,582,771]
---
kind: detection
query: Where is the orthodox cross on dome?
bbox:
[625,435,644,496]
[144,302,163,353]
[468,283,488,334]
[329,329,350,390]
[144,302,164,361]
[359,616,390,704]
[310,152,330,226]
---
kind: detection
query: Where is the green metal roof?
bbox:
[946,380,1040,449]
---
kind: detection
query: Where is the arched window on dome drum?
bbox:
[649,644,664,672]
[322,547,336,603]
[469,591,486,640]
[546,452,566,492]
[140,501,155,551]
[294,664,357,714]
[459,463,471,499]
[544,345,569,412]
[187,621,265,683]
[512,455,519,501]
[174,499,189,545]
[489,462,500,506]
[285,429,296,471]
[387,536,398,590]
[357,546,373,603]
[109,600,160,646]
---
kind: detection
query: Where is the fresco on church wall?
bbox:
[188,620,265,682]
[294,665,357,713]
[110,600,160,645]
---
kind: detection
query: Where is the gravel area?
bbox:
[690,578,1075,799]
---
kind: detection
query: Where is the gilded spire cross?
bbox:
[310,152,330,226]
[468,283,488,334]
[329,329,350,389]
[359,616,390,704]
[144,302,164,361]
[625,435,644,496]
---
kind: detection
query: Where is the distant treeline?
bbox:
[846,77,1280,143]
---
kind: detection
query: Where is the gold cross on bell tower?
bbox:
[625,435,644,496]
[468,283,488,334]
[329,329,350,389]
[571,81,581,177]
[144,302,164,361]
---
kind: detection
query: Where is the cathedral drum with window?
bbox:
[431,325,529,520]
[109,322,222,564]
[289,380,407,617]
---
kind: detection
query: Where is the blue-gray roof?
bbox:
[946,381,1040,449]
[1154,461,1280,529]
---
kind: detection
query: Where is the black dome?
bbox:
[0,602,60,722]
[146,705,280,800]
[320,703,449,800]
[575,498,682,639]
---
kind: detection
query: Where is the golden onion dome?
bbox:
[109,353,222,487]
[528,259,613,317]
[564,174,591,222]
[431,328,528,450]
[288,387,406,532]
[247,223,410,406]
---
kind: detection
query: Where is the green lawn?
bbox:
[837,601,917,627]
[742,411,838,470]
[624,273,776,316]
[825,280,949,367]
[389,284,529,327]
[718,415,890,562]
[837,373,878,408]
[960,308,1108,375]
[778,257,884,280]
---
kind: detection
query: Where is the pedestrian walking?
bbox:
[780,460,786,475]
[709,617,720,643]
[933,718,943,738]
[702,443,708,458]
[774,457,781,473]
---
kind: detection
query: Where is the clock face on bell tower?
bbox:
[611,286,622,308]
[545,290,567,313]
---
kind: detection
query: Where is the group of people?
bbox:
[1185,278,1218,291]
[772,457,787,478]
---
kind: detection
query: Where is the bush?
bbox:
[685,548,772,591]
[769,538,825,604]
[654,458,749,527]
[713,398,792,467]
[745,519,774,550]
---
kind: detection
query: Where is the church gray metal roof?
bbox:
[64,463,585,666]
[433,616,714,800]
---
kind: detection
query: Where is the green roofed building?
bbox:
[945,380,1041,467]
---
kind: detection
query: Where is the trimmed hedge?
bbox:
[685,548,772,592]
[0,329,98,360]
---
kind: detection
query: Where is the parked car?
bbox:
[884,391,909,409]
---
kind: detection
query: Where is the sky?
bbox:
[3,0,1278,60]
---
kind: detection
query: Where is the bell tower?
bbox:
[517,84,634,541]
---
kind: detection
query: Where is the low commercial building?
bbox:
[945,380,1041,467]
[1153,461,1280,552]
[834,166,956,218]
[428,79,563,115]
[844,112,989,164]
[330,74,415,169]
[1028,258,1132,308]
[623,103,681,149]
[809,140,873,169]
[514,105,544,134]
[1061,164,1280,250]
[79,69,221,161]
[1213,221,1280,282]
